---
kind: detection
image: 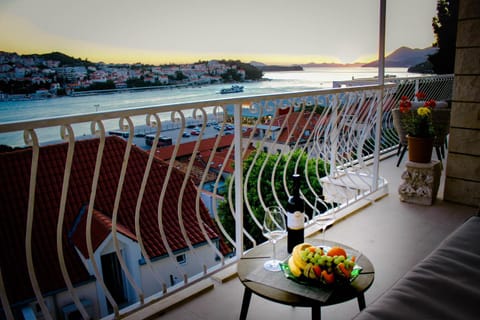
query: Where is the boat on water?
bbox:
[219,85,244,94]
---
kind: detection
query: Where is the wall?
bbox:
[444,0,480,207]
[140,243,220,297]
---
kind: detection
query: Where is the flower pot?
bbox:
[407,136,434,163]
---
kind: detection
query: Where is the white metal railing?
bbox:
[0,75,453,319]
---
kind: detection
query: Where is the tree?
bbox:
[428,0,459,74]
[221,69,242,82]
[218,149,330,249]
[174,70,187,81]
[219,60,263,81]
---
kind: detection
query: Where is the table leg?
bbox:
[239,287,252,320]
[357,293,366,310]
[311,305,321,320]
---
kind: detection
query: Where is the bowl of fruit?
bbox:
[281,243,361,286]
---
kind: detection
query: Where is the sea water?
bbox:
[0,67,419,146]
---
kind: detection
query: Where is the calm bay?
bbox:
[0,67,420,146]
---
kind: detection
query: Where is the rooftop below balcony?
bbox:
[143,155,477,320]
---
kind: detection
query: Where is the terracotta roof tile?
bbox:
[0,136,228,305]
[154,135,234,161]
[70,207,137,259]
[270,110,327,144]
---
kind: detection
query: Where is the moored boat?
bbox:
[220,85,244,94]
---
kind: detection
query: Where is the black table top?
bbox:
[237,238,374,308]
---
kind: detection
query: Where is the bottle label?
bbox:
[288,211,304,230]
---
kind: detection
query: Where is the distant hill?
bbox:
[408,60,435,74]
[300,62,364,68]
[259,65,303,71]
[252,46,436,70]
[22,51,95,66]
[363,46,438,68]
[249,61,303,72]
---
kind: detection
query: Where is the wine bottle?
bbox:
[287,173,305,253]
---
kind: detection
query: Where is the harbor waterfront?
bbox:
[0,67,421,147]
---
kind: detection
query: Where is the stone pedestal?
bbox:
[398,160,442,205]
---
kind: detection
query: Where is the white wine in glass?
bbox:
[262,206,287,272]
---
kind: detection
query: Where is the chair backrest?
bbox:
[432,108,451,146]
[392,108,408,145]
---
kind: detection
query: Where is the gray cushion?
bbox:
[353,215,480,320]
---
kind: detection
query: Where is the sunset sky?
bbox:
[0,0,438,65]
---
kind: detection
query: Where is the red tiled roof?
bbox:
[196,142,255,175]
[198,149,234,173]
[0,136,227,304]
[153,135,234,161]
[70,207,137,259]
[271,111,325,144]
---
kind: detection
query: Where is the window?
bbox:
[176,254,186,265]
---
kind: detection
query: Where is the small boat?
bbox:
[220,85,244,94]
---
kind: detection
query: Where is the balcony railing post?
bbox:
[234,103,244,257]
[330,103,338,177]
[373,0,386,192]
[414,78,420,101]
[372,89,383,192]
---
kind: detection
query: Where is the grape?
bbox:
[301,251,309,261]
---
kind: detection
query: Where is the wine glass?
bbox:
[313,197,335,244]
[262,206,287,272]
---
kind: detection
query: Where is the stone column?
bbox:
[444,0,480,206]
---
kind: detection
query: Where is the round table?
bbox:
[237,239,374,320]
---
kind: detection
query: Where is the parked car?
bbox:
[191,129,200,136]
[182,132,191,137]
[145,135,173,146]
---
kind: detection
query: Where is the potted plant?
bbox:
[398,93,436,163]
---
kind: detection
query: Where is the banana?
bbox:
[292,243,313,270]
[308,265,317,280]
[303,262,310,278]
[288,256,302,277]
[292,250,307,270]
[303,262,317,280]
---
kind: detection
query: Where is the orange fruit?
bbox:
[327,246,347,258]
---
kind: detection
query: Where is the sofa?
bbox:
[353,214,480,320]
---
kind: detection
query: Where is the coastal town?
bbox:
[0,51,263,101]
